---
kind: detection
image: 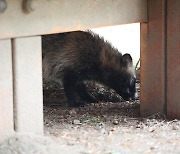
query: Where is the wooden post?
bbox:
[167,0,180,118]
[140,0,166,116]
[0,39,14,142]
[141,0,180,118]
[12,36,43,134]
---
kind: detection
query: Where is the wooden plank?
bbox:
[0,39,14,142]
[140,0,166,116]
[12,36,43,134]
[167,0,180,118]
[0,0,147,39]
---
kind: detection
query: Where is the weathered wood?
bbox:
[12,36,43,134]
[0,0,147,39]
[167,0,180,118]
[140,0,166,116]
[0,39,14,142]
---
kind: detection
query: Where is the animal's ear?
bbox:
[121,53,133,67]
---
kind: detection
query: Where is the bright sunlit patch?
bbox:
[91,23,140,66]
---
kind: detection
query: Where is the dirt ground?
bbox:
[0,81,180,154]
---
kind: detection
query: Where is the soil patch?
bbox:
[0,81,179,154]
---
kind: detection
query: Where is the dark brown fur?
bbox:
[42,31,137,107]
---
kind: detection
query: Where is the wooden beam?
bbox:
[140,0,166,116]
[0,0,147,39]
[167,0,180,118]
[0,39,14,142]
[12,36,43,134]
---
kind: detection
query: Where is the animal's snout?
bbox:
[132,92,139,100]
[123,92,138,101]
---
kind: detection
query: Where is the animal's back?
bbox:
[42,31,105,82]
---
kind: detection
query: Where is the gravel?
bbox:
[0,81,179,154]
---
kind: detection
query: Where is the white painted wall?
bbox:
[92,23,140,65]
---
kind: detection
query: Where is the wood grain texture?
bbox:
[167,0,180,118]
[140,0,166,116]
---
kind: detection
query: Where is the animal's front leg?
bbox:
[76,82,97,103]
[63,75,77,107]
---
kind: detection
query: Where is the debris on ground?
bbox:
[0,81,179,154]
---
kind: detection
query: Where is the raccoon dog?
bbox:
[42,31,137,107]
